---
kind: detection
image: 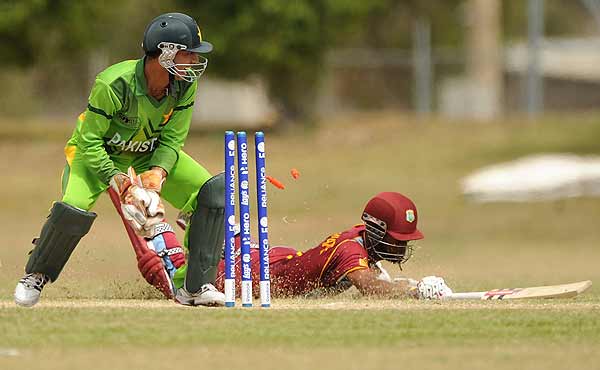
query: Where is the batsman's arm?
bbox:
[148,81,197,174]
[78,79,123,184]
[346,268,418,299]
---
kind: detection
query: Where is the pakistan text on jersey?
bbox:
[107,132,158,153]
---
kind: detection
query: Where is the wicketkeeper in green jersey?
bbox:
[15,12,226,307]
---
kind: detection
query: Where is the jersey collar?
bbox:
[135,57,190,99]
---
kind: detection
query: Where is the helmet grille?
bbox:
[362,211,414,266]
[361,212,386,243]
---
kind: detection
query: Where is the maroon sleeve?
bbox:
[319,240,370,286]
[267,238,370,296]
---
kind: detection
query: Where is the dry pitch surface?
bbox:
[1,296,599,310]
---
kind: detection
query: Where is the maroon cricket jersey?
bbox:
[215,225,370,297]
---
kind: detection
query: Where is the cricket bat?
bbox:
[108,185,175,299]
[447,280,592,300]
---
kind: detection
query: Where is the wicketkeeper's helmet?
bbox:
[142,12,213,82]
[361,192,424,265]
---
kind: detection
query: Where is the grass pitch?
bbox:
[1,112,600,369]
[1,298,599,370]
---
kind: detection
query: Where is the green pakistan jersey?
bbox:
[62,57,212,213]
[66,57,196,184]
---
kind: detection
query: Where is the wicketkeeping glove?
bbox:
[110,167,165,237]
[140,167,166,193]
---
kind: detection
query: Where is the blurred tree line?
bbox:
[0,0,590,120]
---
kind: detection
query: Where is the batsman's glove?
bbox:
[415,276,453,300]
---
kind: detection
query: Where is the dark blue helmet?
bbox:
[142,12,212,54]
[142,13,212,81]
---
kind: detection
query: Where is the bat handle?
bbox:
[445,292,486,300]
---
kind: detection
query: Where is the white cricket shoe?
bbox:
[175,283,225,307]
[15,273,49,307]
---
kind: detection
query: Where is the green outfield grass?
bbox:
[1,112,599,369]
[1,298,599,370]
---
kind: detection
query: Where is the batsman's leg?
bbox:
[15,201,96,307]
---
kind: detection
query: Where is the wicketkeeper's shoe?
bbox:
[175,283,226,307]
[14,273,49,307]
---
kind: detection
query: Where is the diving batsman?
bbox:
[213,192,453,300]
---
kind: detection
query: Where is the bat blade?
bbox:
[108,187,146,257]
[448,280,592,300]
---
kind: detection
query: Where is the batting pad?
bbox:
[26,201,97,282]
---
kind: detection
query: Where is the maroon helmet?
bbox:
[361,192,423,265]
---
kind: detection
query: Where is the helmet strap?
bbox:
[167,73,175,96]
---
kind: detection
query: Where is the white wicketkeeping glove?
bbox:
[126,186,165,237]
[111,167,165,238]
[416,276,453,300]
